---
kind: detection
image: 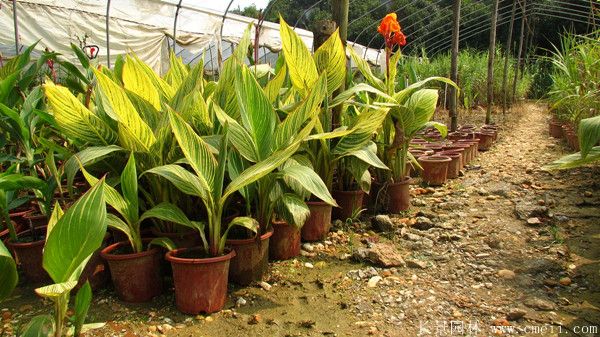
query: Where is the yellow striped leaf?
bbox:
[280,17,318,95]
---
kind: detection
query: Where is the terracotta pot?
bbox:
[561,124,572,139]
[422,143,444,152]
[150,227,200,248]
[77,233,111,291]
[269,220,300,261]
[549,121,563,138]
[387,177,411,213]
[436,151,461,179]
[22,213,48,228]
[1,222,23,242]
[448,132,468,141]
[475,132,494,151]
[101,240,163,302]
[9,208,33,227]
[301,201,332,242]
[418,156,451,186]
[457,139,479,159]
[566,131,580,151]
[6,229,50,284]
[166,248,235,314]
[332,190,364,220]
[442,145,469,165]
[226,229,273,285]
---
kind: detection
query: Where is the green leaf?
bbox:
[214,103,258,162]
[280,17,318,95]
[347,142,388,170]
[73,281,92,337]
[347,46,385,91]
[105,213,139,252]
[148,237,177,251]
[43,81,117,145]
[329,83,394,108]
[578,115,600,158]
[34,281,77,299]
[219,216,258,251]
[63,146,124,193]
[314,29,346,95]
[0,174,46,191]
[20,315,54,337]
[120,153,139,224]
[144,164,209,199]
[278,164,337,206]
[264,64,287,103]
[235,64,277,160]
[398,89,439,137]
[46,201,64,240]
[93,68,156,152]
[139,202,200,231]
[276,194,310,228]
[0,241,17,301]
[122,55,162,110]
[543,146,600,170]
[43,179,107,283]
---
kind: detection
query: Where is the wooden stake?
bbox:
[485,0,500,125]
[449,0,461,132]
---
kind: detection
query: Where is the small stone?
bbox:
[315,243,325,251]
[299,320,316,328]
[507,308,527,321]
[19,304,33,313]
[248,314,262,325]
[544,279,559,287]
[157,324,173,333]
[452,310,463,318]
[368,326,378,335]
[406,259,428,269]
[367,276,382,288]
[304,262,314,269]
[371,215,394,232]
[205,316,214,322]
[236,297,247,307]
[148,326,157,332]
[493,318,511,326]
[314,261,327,269]
[527,217,542,226]
[497,269,516,279]
[259,281,272,291]
[302,243,314,252]
[523,297,555,311]
[537,199,545,206]
[559,277,572,286]
[381,270,392,277]
[412,216,435,230]
[584,191,592,197]
[353,243,405,268]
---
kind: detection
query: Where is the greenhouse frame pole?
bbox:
[502,0,517,114]
[13,0,19,54]
[486,0,500,125]
[106,0,111,68]
[512,0,526,103]
[449,0,461,132]
[331,0,349,129]
[173,0,183,51]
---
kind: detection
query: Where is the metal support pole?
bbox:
[449,0,461,132]
[502,0,517,114]
[331,0,349,130]
[513,0,526,102]
[173,0,183,51]
[106,0,112,68]
[485,0,499,125]
[12,0,20,54]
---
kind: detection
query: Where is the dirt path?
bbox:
[2,103,599,337]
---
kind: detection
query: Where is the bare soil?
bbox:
[2,103,599,337]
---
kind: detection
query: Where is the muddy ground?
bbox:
[2,103,599,337]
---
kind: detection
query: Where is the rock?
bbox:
[19,304,33,313]
[248,314,262,325]
[205,316,214,322]
[353,243,406,267]
[406,259,428,269]
[506,308,527,321]
[157,324,173,333]
[523,297,555,311]
[543,279,559,287]
[526,217,542,226]
[259,281,272,291]
[515,201,548,220]
[371,215,394,232]
[236,297,247,307]
[302,243,314,252]
[497,269,516,279]
[412,217,435,230]
[148,326,157,332]
[367,276,382,287]
[304,262,314,269]
[559,277,572,286]
[584,191,592,197]
[298,320,316,328]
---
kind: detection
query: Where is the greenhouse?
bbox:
[0,0,599,336]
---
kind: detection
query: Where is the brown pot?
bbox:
[457,139,479,159]
[269,220,300,261]
[442,145,469,166]
[166,248,235,314]
[101,240,163,302]
[387,177,411,213]
[150,227,200,248]
[301,201,332,242]
[561,124,572,139]
[226,229,273,285]
[418,156,451,186]
[475,132,494,151]
[332,190,365,220]
[77,233,111,291]
[448,132,468,141]
[548,121,562,138]
[436,151,461,179]
[566,131,580,151]
[22,213,48,228]
[6,229,50,284]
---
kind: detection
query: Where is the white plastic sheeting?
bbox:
[0,0,384,74]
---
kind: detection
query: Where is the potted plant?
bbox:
[349,13,456,213]
[77,153,180,303]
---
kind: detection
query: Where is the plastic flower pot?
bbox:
[226,229,273,285]
[436,151,462,179]
[387,177,411,213]
[101,240,163,302]
[332,190,365,221]
[418,155,452,186]
[475,131,495,151]
[269,220,301,261]
[301,201,332,242]
[548,121,563,138]
[5,229,50,284]
[165,248,235,315]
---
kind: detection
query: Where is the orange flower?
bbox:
[378,13,407,49]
